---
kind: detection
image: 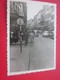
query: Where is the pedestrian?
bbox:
[24,31,29,46]
[29,31,34,43]
[13,30,18,44]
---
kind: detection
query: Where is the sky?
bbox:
[26,0,56,21]
[27,1,43,21]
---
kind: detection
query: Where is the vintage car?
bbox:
[34,30,39,37]
[49,31,54,39]
[42,31,49,37]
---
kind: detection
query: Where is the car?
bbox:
[49,31,54,39]
[33,30,39,37]
[42,31,49,37]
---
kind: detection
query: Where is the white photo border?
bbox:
[7,0,57,76]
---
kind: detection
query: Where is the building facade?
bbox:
[10,1,27,31]
[27,5,54,31]
[41,5,54,31]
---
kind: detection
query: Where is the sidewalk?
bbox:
[10,43,30,72]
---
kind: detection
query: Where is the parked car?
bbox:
[34,30,39,37]
[49,31,54,39]
[42,31,49,37]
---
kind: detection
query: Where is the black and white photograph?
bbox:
[7,0,56,75]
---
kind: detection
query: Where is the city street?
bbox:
[29,34,54,70]
[10,34,54,72]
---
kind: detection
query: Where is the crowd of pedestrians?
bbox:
[10,29,35,46]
